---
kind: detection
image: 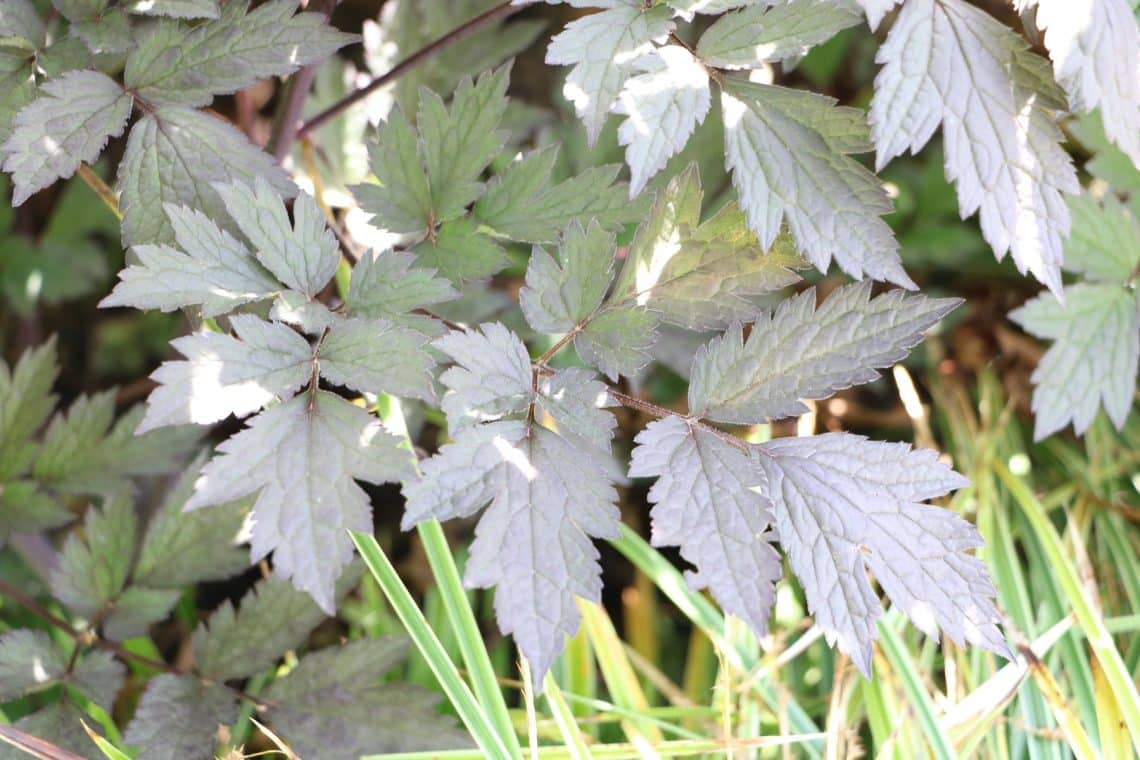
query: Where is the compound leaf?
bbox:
[124,0,354,107]
[474,146,634,243]
[403,420,621,686]
[2,69,131,206]
[435,323,534,431]
[186,392,413,613]
[353,107,432,235]
[1017,0,1140,167]
[630,417,780,635]
[51,499,135,620]
[100,202,281,317]
[346,249,458,322]
[139,315,313,432]
[689,283,958,424]
[870,0,1078,296]
[123,674,236,760]
[117,106,293,247]
[720,77,911,288]
[418,65,510,223]
[520,220,615,334]
[755,433,1007,675]
[411,217,510,283]
[214,179,339,298]
[318,318,435,401]
[1011,283,1140,438]
[263,637,471,758]
[545,2,674,145]
[612,164,803,330]
[614,44,710,196]
[696,0,862,69]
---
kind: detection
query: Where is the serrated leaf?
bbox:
[71,8,132,55]
[418,65,510,223]
[139,315,313,433]
[665,0,753,17]
[0,338,57,480]
[855,0,900,30]
[630,417,780,634]
[689,283,958,424]
[269,291,340,335]
[614,45,710,196]
[8,702,94,758]
[1018,0,1140,167]
[0,48,36,147]
[576,306,660,381]
[134,454,251,588]
[536,368,616,453]
[2,70,131,206]
[102,588,182,641]
[117,106,294,247]
[1011,283,1140,438]
[435,323,534,430]
[545,3,675,145]
[193,570,359,680]
[187,392,413,612]
[99,405,203,478]
[613,164,803,331]
[69,649,125,711]
[696,0,862,69]
[264,637,471,758]
[0,481,73,537]
[1064,193,1140,283]
[318,318,435,401]
[0,630,67,700]
[33,390,119,489]
[51,499,135,620]
[474,147,636,243]
[870,0,1079,296]
[100,202,281,317]
[123,0,220,18]
[755,433,1006,675]
[721,78,911,288]
[346,249,458,321]
[521,221,614,333]
[353,107,432,235]
[123,674,235,760]
[124,0,354,107]
[411,217,510,283]
[212,179,339,298]
[403,420,621,685]
[52,0,107,21]
[0,0,44,45]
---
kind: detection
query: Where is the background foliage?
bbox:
[1,0,1139,758]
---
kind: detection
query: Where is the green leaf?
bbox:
[688,283,959,424]
[186,393,413,612]
[418,65,510,223]
[434,323,534,431]
[68,649,126,711]
[71,8,132,55]
[0,338,58,480]
[133,453,252,588]
[576,306,660,381]
[263,638,471,758]
[474,146,636,243]
[33,390,119,489]
[411,218,510,283]
[138,315,313,432]
[6,702,95,758]
[613,164,803,331]
[536,367,616,453]
[102,588,182,641]
[192,572,357,681]
[352,106,432,235]
[52,0,108,22]
[0,0,45,45]
[124,0,354,107]
[213,179,340,298]
[1011,283,1140,438]
[51,499,136,619]
[0,630,67,699]
[2,70,132,205]
[1064,192,1140,283]
[345,249,458,321]
[0,46,35,146]
[123,0,220,18]
[123,674,236,760]
[721,78,911,288]
[117,105,293,247]
[696,0,862,69]
[269,291,340,334]
[520,220,615,333]
[317,318,435,401]
[0,480,73,538]
[101,202,280,317]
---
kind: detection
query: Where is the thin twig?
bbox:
[295,0,526,139]
[269,0,339,159]
[77,164,121,220]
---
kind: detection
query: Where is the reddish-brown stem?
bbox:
[269,0,339,159]
[295,1,525,139]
